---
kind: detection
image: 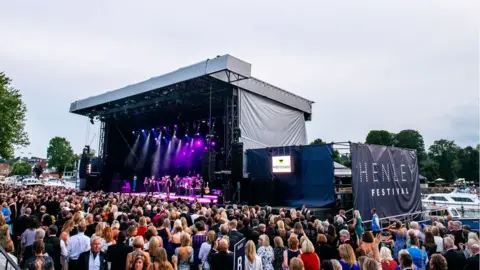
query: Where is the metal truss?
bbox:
[98,121,107,161]
[224,87,240,167]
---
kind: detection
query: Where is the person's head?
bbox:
[217,238,229,252]
[180,233,191,247]
[4,240,14,253]
[288,236,299,250]
[206,230,216,243]
[321,260,334,270]
[410,235,419,247]
[133,236,145,249]
[431,226,439,236]
[327,225,336,238]
[148,237,160,255]
[0,213,5,226]
[362,231,374,243]
[362,258,380,270]
[379,247,393,263]
[103,227,114,242]
[317,234,328,244]
[91,237,101,253]
[338,244,356,266]
[429,254,447,270]
[274,236,284,248]
[398,250,413,267]
[443,236,455,250]
[245,240,257,263]
[47,225,58,236]
[139,216,147,227]
[33,240,44,255]
[289,257,305,270]
[78,220,87,233]
[339,229,350,243]
[133,255,145,270]
[301,240,315,254]
[128,225,138,237]
[117,231,127,243]
[195,221,205,232]
[470,244,480,255]
[370,208,376,215]
[95,222,105,237]
[424,231,435,245]
[258,234,270,247]
[35,229,46,241]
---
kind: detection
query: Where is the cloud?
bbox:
[0,0,477,157]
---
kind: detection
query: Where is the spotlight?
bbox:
[163,136,165,139]
[151,128,155,131]
[204,147,208,151]
[191,149,194,152]
[197,141,201,145]
[202,120,206,123]
[174,124,177,128]
[195,133,200,136]
[211,142,216,146]
[132,131,135,134]
[186,143,189,146]
[142,129,145,133]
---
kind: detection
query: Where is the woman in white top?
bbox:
[0,240,18,270]
[430,226,444,252]
[245,240,263,270]
[198,231,216,270]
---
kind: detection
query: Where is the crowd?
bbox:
[0,184,478,270]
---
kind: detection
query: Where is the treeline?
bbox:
[310,129,479,184]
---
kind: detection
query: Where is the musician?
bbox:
[151,175,158,194]
[143,177,149,192]
[160,177,166,193]
[191,177,197,196]
[132,175,137,192]
[165,176,172,196]
[173,175,180,194]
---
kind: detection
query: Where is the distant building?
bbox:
[0,163,12,176]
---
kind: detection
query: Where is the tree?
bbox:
[0,72,29,159]
[456,146,479,184]
[428,139,460,182]
[309,138,325,145]
[47,137,75,176]
[421,161,440,182]
[10,161,31,176]
[394,129,427,164]
[365,130,395,146]
[309,138,346,165]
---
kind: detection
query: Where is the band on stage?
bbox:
[136,173,205,196]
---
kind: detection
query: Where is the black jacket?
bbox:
[85,222,98,238]
[106,243,133,270]
[227,230,244,252]
[464,254,479,270]
[78,251,108,270]
[443,249,466,270]
[210,251,234,270]
[43,235,61,270]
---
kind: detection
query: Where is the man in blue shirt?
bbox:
[371,208,380,236]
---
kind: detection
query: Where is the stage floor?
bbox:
[130,192,218,203]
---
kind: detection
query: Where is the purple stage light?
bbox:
[191,149,194,153]
[196,141,201,146]
[211,141,216,146]
[195,133,200,136]
[163,136,165,139]
[204,147,208,150]
[151,128,154,131]
[186,142,189,146]
[183,152,186,155]
[174,124,177,128]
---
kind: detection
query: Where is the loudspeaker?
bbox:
[231,142,243,182]
[78,157,90,179]
[202,151,216,182]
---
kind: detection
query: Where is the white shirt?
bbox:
[0,253,18,270]
[89,252,101,270]
[244,255,263,270]
[60,239,68,257]
[434,236,444,252]
[68,232,91,260]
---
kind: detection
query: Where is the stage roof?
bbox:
[70,54,314,117]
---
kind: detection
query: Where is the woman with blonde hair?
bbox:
[174,233,193,270]
[289,257,305,270]
[352,210,364,240]
[379,247,397,270]
[299,240,319,270]
[362,257,381,270]
[137,217,148,237]
[257,234,274,270]
[273,236,285,270]
[92,222,105,240]
[276,220,287,243]
[148,236,161,259]
[338,244,360,270]
[245,240,262,270]
[101,226,116,252]
[180,217,192,235]
[149,247,173,270]
[61,219,75,236]
[0,214,10,249]
[198,231,216,270]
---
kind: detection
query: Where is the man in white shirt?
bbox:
[78,237,108,270]
[67,220,90,270]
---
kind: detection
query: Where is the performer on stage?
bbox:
[147,176,155,196]
[165,176,172,196]
[173,175,180,194]
[132,175,137,192]
[143,177,149,192]
[160,177,166,193]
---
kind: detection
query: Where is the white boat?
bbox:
[422,191,480,211]
[22,178,45,186]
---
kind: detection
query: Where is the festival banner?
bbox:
[233,238,246,270]
[351,143,422,220]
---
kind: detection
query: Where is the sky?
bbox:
[0,0,478,158]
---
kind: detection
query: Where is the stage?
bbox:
[124,191,218,204]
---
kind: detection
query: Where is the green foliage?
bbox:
[309,138,349,166]
[365,130,395,146]
[10,161,31,176]
[309,138,325,145]
[0,72,29,159]
[428,139,460,182]
[394,130,427,163]
[47,137,75,174]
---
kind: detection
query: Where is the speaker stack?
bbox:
[202,150,216,183]
[231,142,243,183]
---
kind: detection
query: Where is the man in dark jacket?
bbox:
[106,231,133,270]
[210,239,234,270]
[443,236,466,270]
[43,225,61,270]
[227,219,244,252]
[78,237,108,270]
[464,244,479,270]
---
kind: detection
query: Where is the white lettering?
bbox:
[387,188,391,195]
[372,163,379,182]
[382,189,385,196]
[409,165,416,181]
[359,162,368,182]
[396,188,400,194]
[401,165,407,182]
[406,189,409,195]
[381,164,390,182]
[371,189,375,196]
[392,166,399,182]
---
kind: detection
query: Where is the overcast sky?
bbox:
[1,0,478,158]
